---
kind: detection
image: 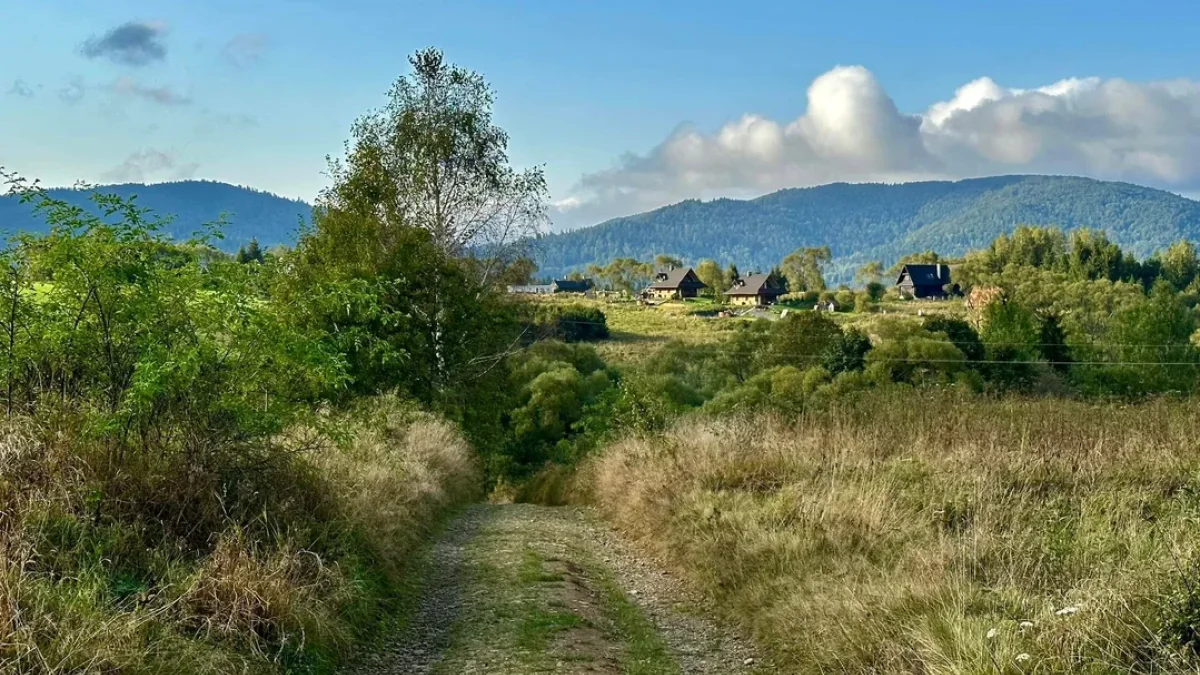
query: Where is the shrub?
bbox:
[853,291,875,313]
[923,315,985,362]
[534,304,610,342]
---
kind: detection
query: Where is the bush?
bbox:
[853,291,875,313]
[0,184,481,673]
[923,315,985,362]
[534,304,610,342]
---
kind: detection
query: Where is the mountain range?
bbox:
[3,176,1199,283]
[535,175,1200,282]
[0,180,311,252]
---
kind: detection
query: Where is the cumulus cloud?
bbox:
[81,21,168,67]
[6,80,35,97]
[555,67,1200,230]
[110,76,191,105]
[221,33,268,68]
[102,149,198,183]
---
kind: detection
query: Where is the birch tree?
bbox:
[322,48,548,286]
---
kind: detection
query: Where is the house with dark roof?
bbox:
[645,267,706,299]
[895,263,953,299]
[550,278,594,294]
[724,273,785,306]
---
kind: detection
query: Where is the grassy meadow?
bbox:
[588,392,1200,673]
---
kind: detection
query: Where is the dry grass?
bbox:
[517,295,748,364]
[0,395,480,674]
[311,400,482,570]
[590,391,1200,673]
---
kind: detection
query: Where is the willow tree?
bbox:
[322,47,548,286]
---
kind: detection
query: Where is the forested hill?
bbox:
[0,180,312,252]
[536,175,1200,281]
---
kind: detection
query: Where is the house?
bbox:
[508,278,595,295]
[645,267,706,300]
[896,263,954,299]
[724,273,785,306]
[507,284,554,294]
[550,278,594,294]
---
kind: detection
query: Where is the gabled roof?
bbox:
[647,267,705,290]
[724,273,785,296]
[897,263,951,286]
[552,279,594,292]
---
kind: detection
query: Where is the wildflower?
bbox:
[986,628,998,639]
[1015,653,1031,663]
[1018,620,1035,630]
[1055,606,1079,616]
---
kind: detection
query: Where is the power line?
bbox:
[545,318,1200,350]
[587,342,1200,367]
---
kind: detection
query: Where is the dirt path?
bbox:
[345,504,766,675]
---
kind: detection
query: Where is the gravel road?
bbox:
[343,504,767,674]
[343,505,489,675]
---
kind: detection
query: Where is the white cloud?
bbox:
[555,67,1200,230]
[102,149,198,183]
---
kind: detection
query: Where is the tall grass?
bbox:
[0,395,478,674]
[591,390,1200,672]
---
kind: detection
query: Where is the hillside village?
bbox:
[510,259,959,311]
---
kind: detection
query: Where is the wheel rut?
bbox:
[344,504,767,674]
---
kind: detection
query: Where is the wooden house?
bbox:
[724,273,785,306]
[645,267,706,299]
[896,263,953,299]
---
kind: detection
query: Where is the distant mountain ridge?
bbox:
[536,175,1200,282]
[0,180,312,252]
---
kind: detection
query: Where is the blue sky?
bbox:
[4,0,1200,229]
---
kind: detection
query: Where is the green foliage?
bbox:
[853,291,875,314]
[823,328,872,374]
[587,257,653,294]
[1156,240,1200,291]
[781,246,831,292]
[922,316,984,362]
[496,256,538,285]
[235,237,264,264]
[979,299,1042,389]
[533,304,609,342]
[768,311,842,370]
[1038,312,1071,372]
[865,319,968,385]
[654,254,683,269]
[0,183,342,451]
[855,261,883,287]
[1073,282,1200,395]
[694,258,728,296]
[324,47,546,275]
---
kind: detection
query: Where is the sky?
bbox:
[3,0,1200,230]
